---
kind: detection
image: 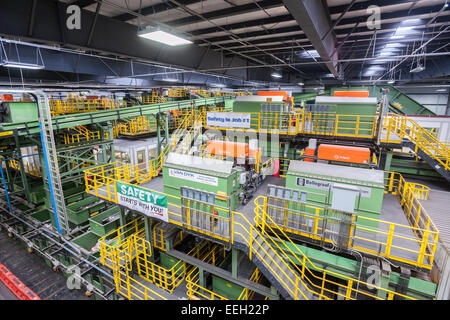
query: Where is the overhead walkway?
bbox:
[0,96,233,137]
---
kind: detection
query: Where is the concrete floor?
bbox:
[0,281,17,300]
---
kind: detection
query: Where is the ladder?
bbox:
[37,94,70,235]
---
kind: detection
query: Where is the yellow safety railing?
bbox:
[168,88,187,98]
[255,194,437,270]
[113,267,169,300]
[153,222,184,251]
[203,111,377,138]
[185,243,228,300]
[243,208,416,300]
[237,268,267,300]
[101,221,226,300]
[85,110,201,195]
[49,98,122,116]
[88,169,427,299]
[381,114,450,172]
[8,159,42,178]
[117,116,158,136]
[99,218,146,270]
[87,152,438,271]
[63,126,103,144]
[254,170,437,270]
[278,158,290,178]
[142,95,168,104]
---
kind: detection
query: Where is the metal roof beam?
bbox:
[166,0,283,27]
[112,0,199,22]
[282,0,340,78]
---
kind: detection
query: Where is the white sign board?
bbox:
[169,169,219,186]
[116,182,168,222]
[206,112,251,128]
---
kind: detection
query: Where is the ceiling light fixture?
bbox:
[1,62,45,70]
[271,72,282,79]
[410,65,425,73]
[138,27,192,46]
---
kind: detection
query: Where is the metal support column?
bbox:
[13,135,31,202]
[156,114,161,156]
[164,114,169,146]
[232,248,238,279]
[107,122,115,163]
[378,261,391,299]
[385,152,393,172]
[119,208,126,226]
[144,216,154,262]
[199,267,205,288]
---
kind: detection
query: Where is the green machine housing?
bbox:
[163,153,245,213]
[312,96,378,136]
[285,161,385,228]
[228,96,293,132]
[0,102,39,123]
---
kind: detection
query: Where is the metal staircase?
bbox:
[232,212,313,300]
[382,114,450,182]
[36,94,70,235]
[240,233,313,300]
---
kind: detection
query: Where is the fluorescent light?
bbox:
[385,43,403,48]
[271,72,282,78]
[436,89,447,92]
[391,35,404,39]
[162,78,178,82]
[388,80,395,84]
[1,62,44,70]
[401,19,421,26]
[210,83,226,88]
[138,28,192,46]
[397,26,415,32]
[298,82,304,86]
[410,65,425,73]
[299,50,320,58]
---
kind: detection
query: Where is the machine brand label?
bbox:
[206,112,251,128]
[296,177,331,191]
[116,182,168,222]
[296,177,371,198]
[169,169,218,186]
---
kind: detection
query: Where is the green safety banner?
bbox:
[116,182,168,222]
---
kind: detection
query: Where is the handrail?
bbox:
[49,98,123,116]
[381,114,450,171]
[8,159,42,178]
[248,204,416,300]
[203,110,377,138]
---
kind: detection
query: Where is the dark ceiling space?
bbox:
[0,0,449,89]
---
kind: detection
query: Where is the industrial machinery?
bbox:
[1,87,447,302]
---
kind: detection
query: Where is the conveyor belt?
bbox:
[0,97,232,136]
[0,231,90,300]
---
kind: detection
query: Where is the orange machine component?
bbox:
[1,94,14,102]
[86,95,99,100]
[333,91,369,98]
[257,91,288,100]
[206,141,249,158]
[304,148,316,162]
[318,144,370,164]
